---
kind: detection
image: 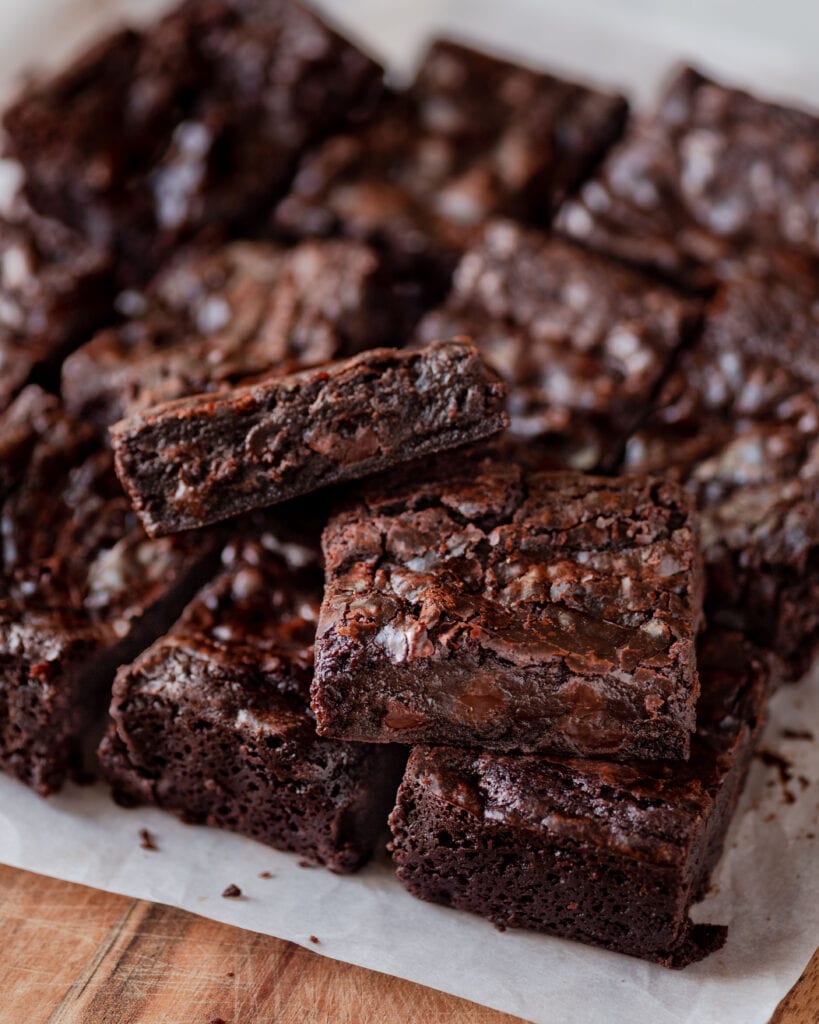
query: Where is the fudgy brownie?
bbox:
[0,388,220,795]
[3,0,383,282]
[0,203,111,412]
[62,239,400,425]
[557,66,819,290]
[274,39,626,294]
[99,521,405,872]
[415,220,698,470]
[313,454,704,760]
[111,340,508,536]
[622,267,819,681]
[389,628,770,967]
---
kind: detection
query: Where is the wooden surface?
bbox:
[0,864,814,1024]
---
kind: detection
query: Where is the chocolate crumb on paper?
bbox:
[138,828,157,851]
[221,884,242,899]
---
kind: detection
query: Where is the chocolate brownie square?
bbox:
[0,203,111,412]
[111,340,508,536]
[274,40,626,294]
[3,0,383,282]
[313,454,704,760]
[0,388,220,794]
[622,267,819,681]
[62,239,400,425]
[415,220,698,470]
[389,628,770,966]
[99,520,405,872]
[557,66,819,290]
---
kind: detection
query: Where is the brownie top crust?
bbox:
[416,220,697,470]
[62,238,396,424]
[274,39,626,286]
[405,627,767,867]
[557,66,819,289]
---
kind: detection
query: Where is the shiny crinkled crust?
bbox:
[313,455,703,760]
[556,66,819,290]
[387,628,769,966]
[415,219,699,471]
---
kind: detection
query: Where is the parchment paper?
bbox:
[0,3,817,1022]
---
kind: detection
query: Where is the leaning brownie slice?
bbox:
[111,340,508,536]
[415,220,698,470]
[0,389,220,794]
[62,239,400,425]
[3,0,383,282]
[313,454,703,760]
[275,39,626,295]
[622,266,819,681]
[0,203,111,412]
[99,521,405,872]
[389,628,769,967]
[557,66,819,290]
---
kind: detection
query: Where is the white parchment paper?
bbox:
[0,3,817,1022]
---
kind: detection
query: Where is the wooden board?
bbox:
[0,864,814,1024]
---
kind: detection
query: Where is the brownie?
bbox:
[388,628,770,967]
[274,39,626,295]
[556,66,819,290]
[111,340,508,536]
[622,267,819,681]
[415,220,698,470]
[62,238,400,425]
[313,455,704,760]
[3,0,383,283]
[98,520,405,872]
[0,388,220,795]
[0,203,111,412]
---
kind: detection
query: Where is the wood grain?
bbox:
[0,864,814,1024]
[0,865,525,1024]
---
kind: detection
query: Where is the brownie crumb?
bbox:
[221,884,242,899]
[781,729,814,741]
[309,935,320,944]
[258,871,273,879]
[139,828,157,851]
[298,859,315,869]
[756,749,794,786]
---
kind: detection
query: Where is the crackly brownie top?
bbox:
[3,0,383,270]
[557,66,819,288]
[0,388,205,637]
[274,40,626,272]
[0,204,110,411]
[623,268,819,567]
[63,238,393,422]
[407,628,767,866]
[416,220,696,470]
[155,523,323,702]
[320,456,702,682]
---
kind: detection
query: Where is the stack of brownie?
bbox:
[0,0,817,971]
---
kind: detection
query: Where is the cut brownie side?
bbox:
[111,340,508,536]
[99,522,405,873]
[274,39,626,296]
[0,203,111,412]
[388,629,769,967]
[622,268,819,681]
[557,66,819,290]
[62,239,400,425]
[0,388,220,794]
[415,220,698,471]
[3,0,383,283]
[313,455,704,760]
